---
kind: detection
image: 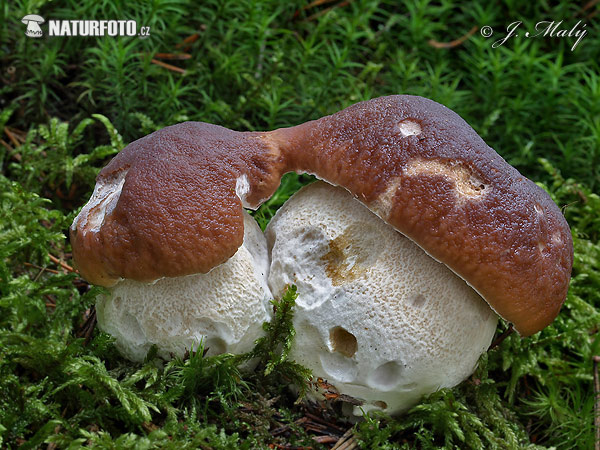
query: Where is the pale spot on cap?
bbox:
[534,203,544,215]
[398,119,422,137]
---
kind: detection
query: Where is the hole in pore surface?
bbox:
[204,337,227,355]
[398,382,418,392]
[112,295,122,309]
[372,400,388,409]
[367,361,403,391]
[410,294,426,308]
[330,326,358,357]
[119,310,145,344]
[469,175,486,192]
[319,352,358,383]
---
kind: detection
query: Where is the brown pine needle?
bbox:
[428,25,478,49]
[77,305,97,346]
[154,52,192,60]
[24,262,60,275]
[175,33,200,49]
[303,0,339,10]
[305,0,351,21]
[0,138,13,151]
[489,324,514,350]
[5,126,27,142]
[313,435,338,444]
[4,127,21,147]
[48,253,77,273]
[574,0,600,16]
[151,58,186,74]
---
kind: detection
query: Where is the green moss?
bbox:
[2,0,599,447]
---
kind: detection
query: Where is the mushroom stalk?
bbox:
[266,182,499,417]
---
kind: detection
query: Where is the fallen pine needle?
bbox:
[489,324,514,350]
[305,0,351,21]
[154,52,192,60]
[48,253,77,274]
[77,305,97,346]
[151,58,186,74]
[1,138,14,151]
[428,25,478,49]
[573,0,600,17]
[24,262,60,275]
[302,0,340,10]
[313,436,338,444]
[4,127,21,147]
[175,33,200,49]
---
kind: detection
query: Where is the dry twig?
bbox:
[488,324,514,350]
[77,305,97,346]
[331,428,358,450]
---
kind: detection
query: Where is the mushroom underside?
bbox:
[266,182,498,416]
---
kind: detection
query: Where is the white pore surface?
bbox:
[266,182,497,417]
[96,211,272,362]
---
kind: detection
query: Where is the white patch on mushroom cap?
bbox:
[405,158,488,200]
[235,174,252,209]
[72,170,128,234]
[266,182,497,417]
[398,119,421,137]
[96,211,272,362]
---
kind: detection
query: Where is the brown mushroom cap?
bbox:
[71,95,573,336]
[71,122,286,286]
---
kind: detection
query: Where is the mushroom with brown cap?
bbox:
[94,211,272,361]
[266,181,499,416]
[71,95,573,362]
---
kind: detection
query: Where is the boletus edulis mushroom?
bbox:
[266,181,498,416]
[71,95,573,414]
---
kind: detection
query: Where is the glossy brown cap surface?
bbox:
[71,95,573,335]
[273,95,573,336]
[71,122,285,286]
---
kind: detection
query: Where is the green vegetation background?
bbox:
[1,1,599,448]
